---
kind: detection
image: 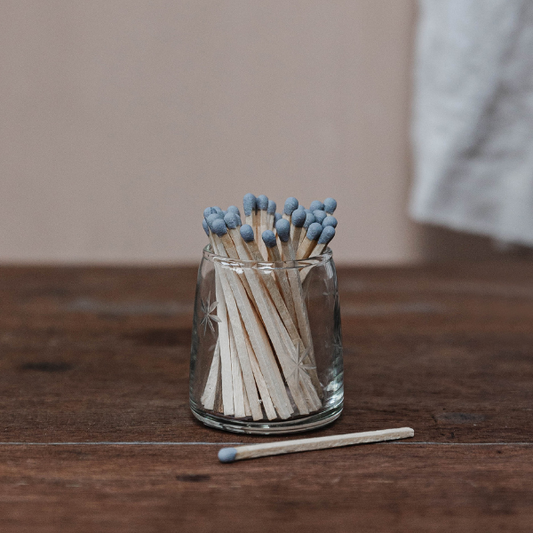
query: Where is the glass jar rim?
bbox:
[201,244,333,269]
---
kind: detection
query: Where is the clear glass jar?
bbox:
[189,245,343,434]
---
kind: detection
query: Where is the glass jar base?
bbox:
[190,402,343,435]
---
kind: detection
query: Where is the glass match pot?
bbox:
[189,245,343,435]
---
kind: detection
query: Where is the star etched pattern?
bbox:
[200,293,221,335]
[288,341,316,384]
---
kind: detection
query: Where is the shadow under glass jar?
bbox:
[189,245,343,435]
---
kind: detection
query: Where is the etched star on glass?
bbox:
[200,293,221,335]
[288,341,316,384]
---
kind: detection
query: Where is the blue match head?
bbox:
[274,213,282,223]
[303,212,316,229]
[318,225,335,245]
[262,230,277,248]
[275,218,291,242]
[283,197,299,216]
[212,206,223,215]
[203,207,215,219]
[202,219,210,236]
[218,447,237,463]
[243,194,256,216]
[240,224,255,243]
[211,218,227,237]
[310,200,324,212]
[257,194,269,211]
[227,205,241,216]
[291,207,306,228]
[206,212,223,230]
[322,215,337,228]
[224,212,239,230]
[306,222,323,241]
[267,199,277,215]
[313,210,327,224]
[324,197,337,214]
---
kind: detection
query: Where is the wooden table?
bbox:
[1,263,532,532]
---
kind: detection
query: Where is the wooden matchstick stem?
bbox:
[220,428,415,462]
[200,338,220,410]
[244,333,277,420]
[291,225,303,248]
[266,243,297,323]
[279,239,322,397]
[296,236,318,260]
[229,327,246,418]
[214,267,234,416]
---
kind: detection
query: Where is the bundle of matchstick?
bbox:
[199,195,337,421]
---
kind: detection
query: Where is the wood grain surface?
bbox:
[0,263,532,532]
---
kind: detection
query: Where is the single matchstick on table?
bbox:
[218,427,415,462]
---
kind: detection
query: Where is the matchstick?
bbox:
[289,207,306,249]
[267,200,276,230]
[282,197,299,223]
[200,338,220,410]
[202,215,234,415]
[324,197,337,215]
[299,211,316,246]
[262,229,297,323]
[275,219,322,398]
[300,226,337,284]
[243,193,256,228]
[218,427,415,462]
[256,194,269,259]
[295,222,323,260]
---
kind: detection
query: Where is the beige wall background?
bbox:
[1,0,425,265]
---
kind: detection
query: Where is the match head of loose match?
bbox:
[291,207,306,228]
[257,194,269,211]
[262,230,277,249]
[224,212,240,229]
[212,206,223,215]
[322,215,337,228]
[240,224,255,243]
[313,210,327,224]
[275,218,291,242]
[203,207,215,219]
[324,197,337,214]
[243,193,257,217]
[211,218,228,237]
[310,200,324,212]
[267,199,276,215]
[274,213,282,224]
[283,197,299,216]
[318,225,335,245]
[218,447,237,463]
[306,222,323,241]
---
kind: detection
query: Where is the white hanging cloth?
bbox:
[410,0,533,246]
